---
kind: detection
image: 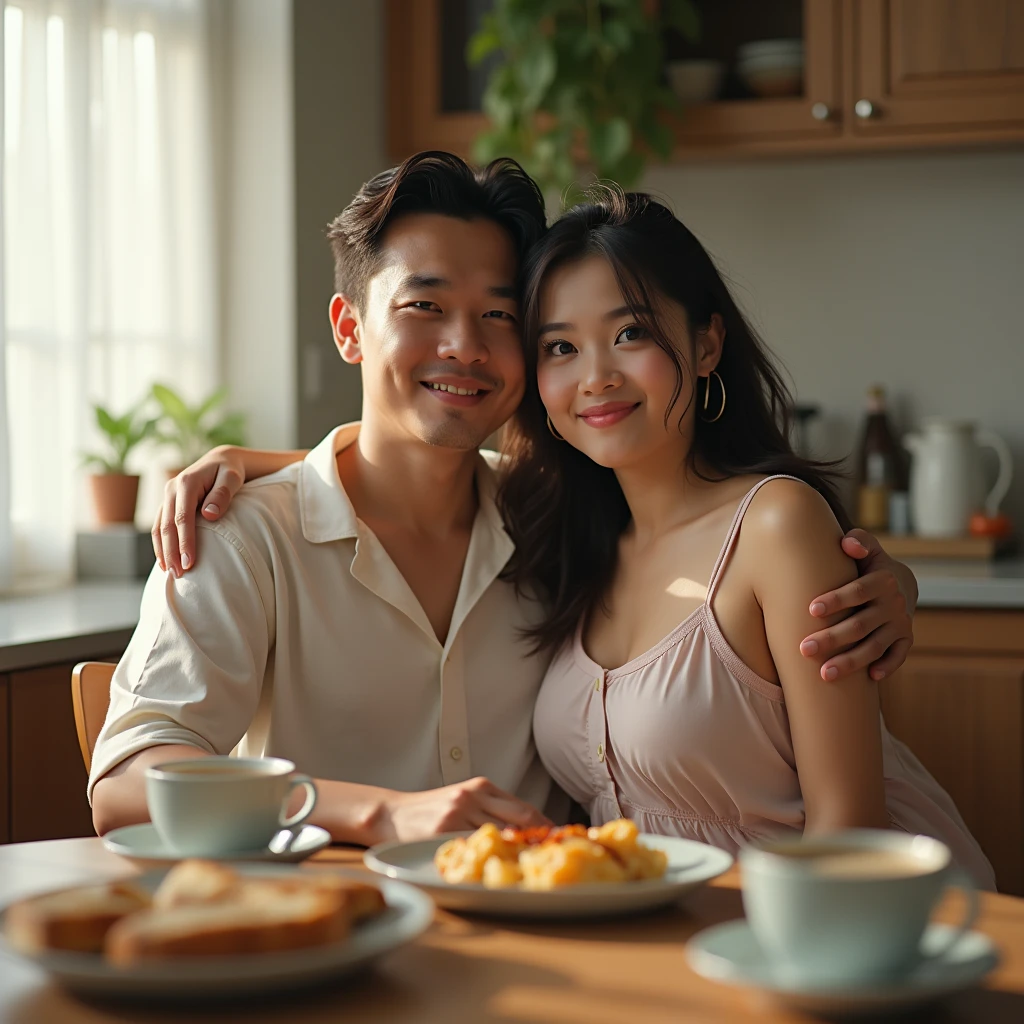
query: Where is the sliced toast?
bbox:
[105,887,349,964]
[5,881,151,954]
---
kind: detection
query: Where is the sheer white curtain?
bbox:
[2,0,216,587]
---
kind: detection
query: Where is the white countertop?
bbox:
[910,558,1024,610]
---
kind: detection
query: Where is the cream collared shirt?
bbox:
[88,424,554,812]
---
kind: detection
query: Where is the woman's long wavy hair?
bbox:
[498,190,850,654]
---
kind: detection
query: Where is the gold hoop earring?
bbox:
[546,415,565,441]
[700,371,726,423]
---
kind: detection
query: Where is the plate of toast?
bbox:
[0,859,433,998]
[364,819,734,918]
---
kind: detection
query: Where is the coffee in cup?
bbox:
[145,756,318,856]
[740,829,979,986]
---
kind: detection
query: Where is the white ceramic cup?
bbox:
[145,756,318,856]
[740,830,979,987]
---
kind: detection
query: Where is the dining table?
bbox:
[1,837,1023,1023]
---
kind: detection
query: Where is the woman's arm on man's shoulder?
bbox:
[744,479,890,834]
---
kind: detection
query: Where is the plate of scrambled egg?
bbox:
[363,819,733,918]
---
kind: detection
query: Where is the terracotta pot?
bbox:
[88,474,140,525]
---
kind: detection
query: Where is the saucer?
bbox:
[101,823,333,865]
[685,919,999,1017]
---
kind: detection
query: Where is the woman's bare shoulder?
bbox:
[741,476,842,543]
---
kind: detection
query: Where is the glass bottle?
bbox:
[855,385,905,532]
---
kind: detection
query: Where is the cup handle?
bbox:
[922,868,979,962]
[279,774,318,829]
[976,429,1013,517]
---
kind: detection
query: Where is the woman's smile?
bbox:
[576,401,640,428]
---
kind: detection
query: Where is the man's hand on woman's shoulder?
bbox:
[801,529,916,683]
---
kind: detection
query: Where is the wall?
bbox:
[287,0,1023,530]
[292,0,387,447]
[644,151,1024,528]
[214,0,297,449]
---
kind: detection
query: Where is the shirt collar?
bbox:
[299,423,362,543]
[298,423,513,563]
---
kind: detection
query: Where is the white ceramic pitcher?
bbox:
[904,419,1013,538]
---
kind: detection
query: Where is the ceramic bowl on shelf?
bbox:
[666,59,726,104]
[737,38,804,98]
[736,38,804,63]
[739,65,804,98]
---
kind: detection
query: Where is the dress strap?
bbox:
[705,475,806,601]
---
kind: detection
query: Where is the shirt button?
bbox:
[594,677,602,691]
[450,747,463,761]
[597,743,605,763]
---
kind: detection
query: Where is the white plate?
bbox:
[363,832,733,919]
[685,919,999,1017]
[0,865,434,999]
[101,822,332,866]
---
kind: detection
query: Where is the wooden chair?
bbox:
[71,661,116,773]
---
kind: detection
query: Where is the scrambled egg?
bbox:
[434,818,667,890]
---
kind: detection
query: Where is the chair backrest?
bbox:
[71,661,116,773]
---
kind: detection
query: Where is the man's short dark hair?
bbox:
[326,151,547,311]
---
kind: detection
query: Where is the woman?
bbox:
[500,190,992,885]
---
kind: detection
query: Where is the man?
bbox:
[92,152,915,844]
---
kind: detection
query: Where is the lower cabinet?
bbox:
[0,675,9,844]
[1,654,122,844]
[880,609,1024,895]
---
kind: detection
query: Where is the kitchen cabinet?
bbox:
[0,676,9,844]
[850,0,1024,142]
[387,0,1024,162]
[5,655,122,844]
[879,610,1024,895]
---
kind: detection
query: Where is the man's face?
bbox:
[336,213,525,450]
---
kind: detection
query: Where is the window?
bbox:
[2,0,216,587]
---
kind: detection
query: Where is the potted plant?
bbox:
[81,401,159,525]
[468,0,700,201]
[151,384,247,475]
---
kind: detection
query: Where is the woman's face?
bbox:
[535,255,719,471]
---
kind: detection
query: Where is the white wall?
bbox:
[644,151,1024,528]
[214,0,297,449]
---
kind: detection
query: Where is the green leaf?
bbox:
[196,387,228,422]
[516,39,556,112]
[95,405,118,437]
[151,383,192,426]
[663,0,700,42]
[590,117,632,169]
[603,18,631,51]
[467,20,501,66]
[643,118,676,160]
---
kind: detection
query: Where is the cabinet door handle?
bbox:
[810,102,832,121]
[854,99,879,119]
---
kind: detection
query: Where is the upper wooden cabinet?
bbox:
[850,0,1024,140]
[387,0,1024,162]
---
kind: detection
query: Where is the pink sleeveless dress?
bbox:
[533,476,996,889]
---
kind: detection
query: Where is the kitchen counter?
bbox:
[0,559,1021,675]
[910,558,1024,610]
[0,582,144,672]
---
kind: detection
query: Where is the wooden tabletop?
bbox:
[1,839,1023,1023]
